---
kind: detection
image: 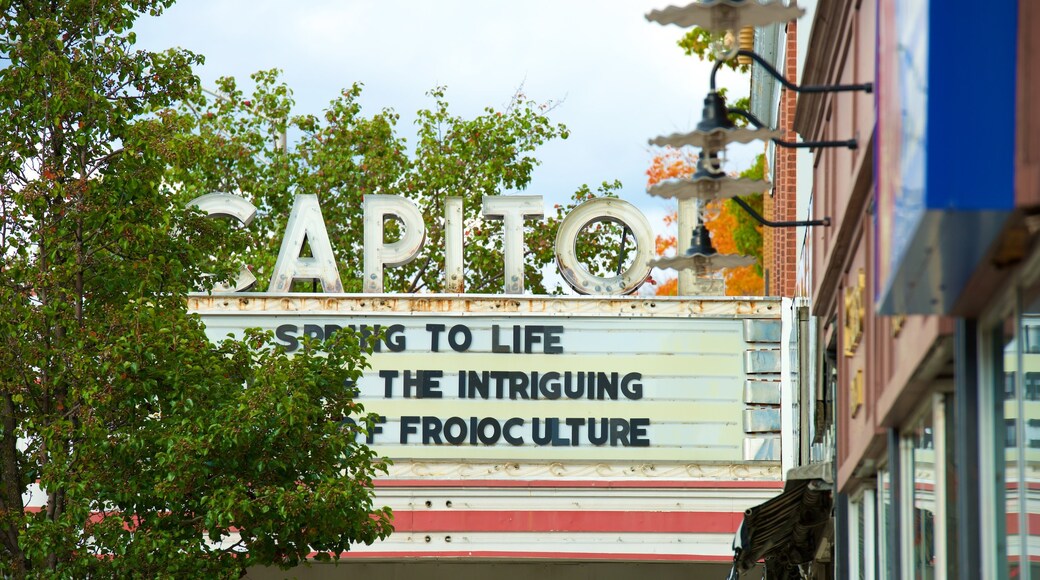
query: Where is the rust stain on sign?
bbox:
[188,294,781,319]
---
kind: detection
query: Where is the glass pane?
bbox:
[1022,298,1040,578]
[1004,313,1020,579]
[942,394,959,580]
[858,498,866,580]
[879,469,891,580]
[910,412,936,579]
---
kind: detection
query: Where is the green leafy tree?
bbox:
[731,154,766,275]
[164,71,625,294]
[0,1,390,577]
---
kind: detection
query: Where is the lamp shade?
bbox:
[650,221,756,271]
[646,0,805,32]
[652,253,756,271]
[647,175,771,201]
[650,126,781,151]
[697,91,734,133]
[650,92,781,152]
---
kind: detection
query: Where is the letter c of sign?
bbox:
[554,198,653,295]
[188,192,258,292]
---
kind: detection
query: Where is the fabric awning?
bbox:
[726,463,833,578]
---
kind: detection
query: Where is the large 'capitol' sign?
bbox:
[189,193,778,464]
[190,192,656,296]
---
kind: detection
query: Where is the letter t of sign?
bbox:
[482,196,544,294]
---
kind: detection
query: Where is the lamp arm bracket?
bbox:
[727,109,857,149]
[712,50,873,95]
[774,138,858,150]
[730,195,831,228]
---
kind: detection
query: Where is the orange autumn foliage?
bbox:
[704,202,764,296]
[654,277,678,296]
[646,148,697,185]
[645,148,764,297]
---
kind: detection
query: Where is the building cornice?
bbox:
[794,0,857,138]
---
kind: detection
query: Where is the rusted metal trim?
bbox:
[187,293,783,319]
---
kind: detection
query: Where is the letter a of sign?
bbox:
[269,194,344,293]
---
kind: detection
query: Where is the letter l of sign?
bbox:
[269,194,344,293]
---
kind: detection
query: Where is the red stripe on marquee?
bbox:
[389,510,742,534]
[309,550,735,562]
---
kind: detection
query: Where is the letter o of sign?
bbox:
[554,198,653,295]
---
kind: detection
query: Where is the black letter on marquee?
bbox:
[422,416,443,444]
[401,416,419,444]
[477,418,502,445]
[385,324,406,352]
[379,370,399,398]
[629,418,650,447]
[448,325,473,352]
[491,325,510,353]
[275,324,299,352]
[367,415,387,444]
[426,323,446,352]
[303,324,323,342]
[544,326,564,354]
[503,418,525,446]
[443,417,467,445]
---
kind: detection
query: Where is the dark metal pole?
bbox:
[835,492,849,580]
[615,226,631,275]
[954,319,980,578]
[773,138,858,150]
[727,108,857,150]
[887,428,902,580]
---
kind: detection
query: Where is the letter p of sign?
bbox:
[364,195,427,293]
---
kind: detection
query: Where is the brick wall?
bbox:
[767,20,799,297]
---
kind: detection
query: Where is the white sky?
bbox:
[134,0,756,230]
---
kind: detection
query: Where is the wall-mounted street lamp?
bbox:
[651,218,755,274]
[651,91,780,153]
[645,0,871,283]
[647,151,770,201]
[656,55,870,158]
[647,0,805,59]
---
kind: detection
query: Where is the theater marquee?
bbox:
[190,294,782,464]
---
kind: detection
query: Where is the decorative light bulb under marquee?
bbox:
[646,1,806,33]
[647,176,771,201]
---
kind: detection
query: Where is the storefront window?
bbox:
[1002,311,1020,579]
[1019,301,1040,578]
[849,492,875,580]
[878,468,892,580]
[995,291,1040,579]
[909,412,937,579]
[940,394,959,580]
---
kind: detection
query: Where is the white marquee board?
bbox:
[191,295,781,464]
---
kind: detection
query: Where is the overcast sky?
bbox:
[134,0,756,228]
